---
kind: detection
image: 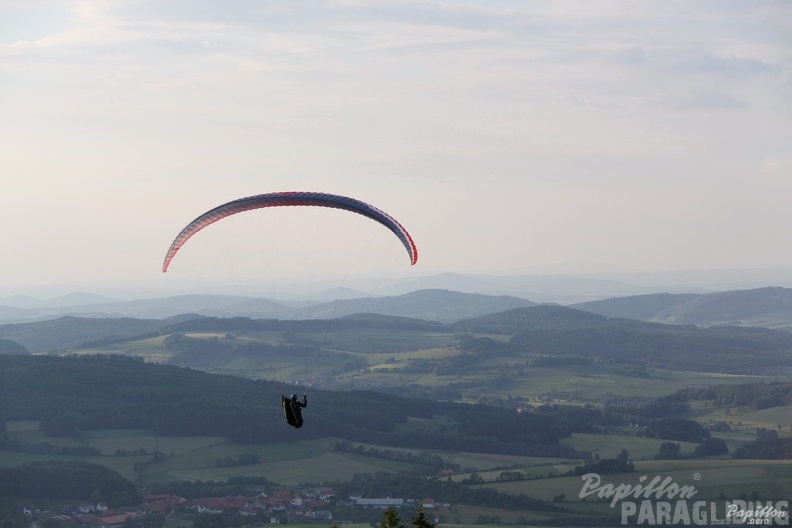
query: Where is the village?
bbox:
[22,487,444,527]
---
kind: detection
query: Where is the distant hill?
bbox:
[573,287,792,328]
[0,289,535,325]
[453,304,605,334]
[0,316,182,353]
[10,285,792,330]
[290,289,536,322]
[454,305,792,373]
[6,299,792,375]
[572,293,698,321]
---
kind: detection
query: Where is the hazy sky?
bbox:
[1,0,790,292]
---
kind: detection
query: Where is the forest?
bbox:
[0,461,141,506]
[0,354,740,456]
[4,355,789,464]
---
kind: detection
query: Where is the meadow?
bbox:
[475,458,792,502]
[4,416,792,527]
[74,326,788,403]
[6,419,790,499]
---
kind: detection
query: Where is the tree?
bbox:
[694,437,728,457]
[410,505,435,528]
[380,506,403,528]
[656,442,682,460]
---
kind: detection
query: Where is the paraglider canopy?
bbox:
[162,191,418,272]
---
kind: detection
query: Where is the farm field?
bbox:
[560,433,700,461]
[5,424,597,487]
[8,421,789,500]
[67,323,791,403]
[690,403,792,431]
[474,458,792,502]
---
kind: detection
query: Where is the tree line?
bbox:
[0,355,591,456]
[671,381,792,410]
[0,461,141,506]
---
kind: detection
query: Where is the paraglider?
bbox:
[282,393,308,428]
[162,192,418,429]
[162,191,418,272]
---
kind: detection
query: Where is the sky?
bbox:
[1,0,791,294]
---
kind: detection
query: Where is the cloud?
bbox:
[654,89,747,110]
[762,157,792,174]
[608,47,778,77]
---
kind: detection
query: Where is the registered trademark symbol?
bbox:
[693,473,701,480]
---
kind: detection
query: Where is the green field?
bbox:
[70,323,792,405]
[561,433,700,461]
[9,425,592,486]
[7,423,789,499]
[4,422,792,527]
[474,458,792,502]
[690,403,792,431]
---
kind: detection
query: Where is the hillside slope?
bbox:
[0,354,583,457]
[573,287,792,329]
[455,305,792,373]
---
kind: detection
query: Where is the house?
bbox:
[317,487,336,500]
[239,505,259,517]
[272,489,292,501]
[355,498,405,508]
[307,499,328,510]
[227,495,251,510]
[191,497,226,514]
[262,497,286,511]
[92,513,141,527]
[312,510,333,521]
[75,513,100,524]
[144,493,184,514]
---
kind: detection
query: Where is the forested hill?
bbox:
[453,305,792,372]
[292,289,536,323]
[0,313,444,353]
[0,288,536,325]
[573,286,792,328]
[0,315,185,353]
[0,355,586,458]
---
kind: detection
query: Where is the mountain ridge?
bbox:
[0,288,536,325]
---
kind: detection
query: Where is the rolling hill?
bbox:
[0,288,535,325]
[573,286,792,329]
[288,288,536,322]
[454,304,792,373]
[5,300,792,378]
[0,316,182,353]
[0,354,583,457]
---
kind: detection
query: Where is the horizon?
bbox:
[5,266,792,305]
